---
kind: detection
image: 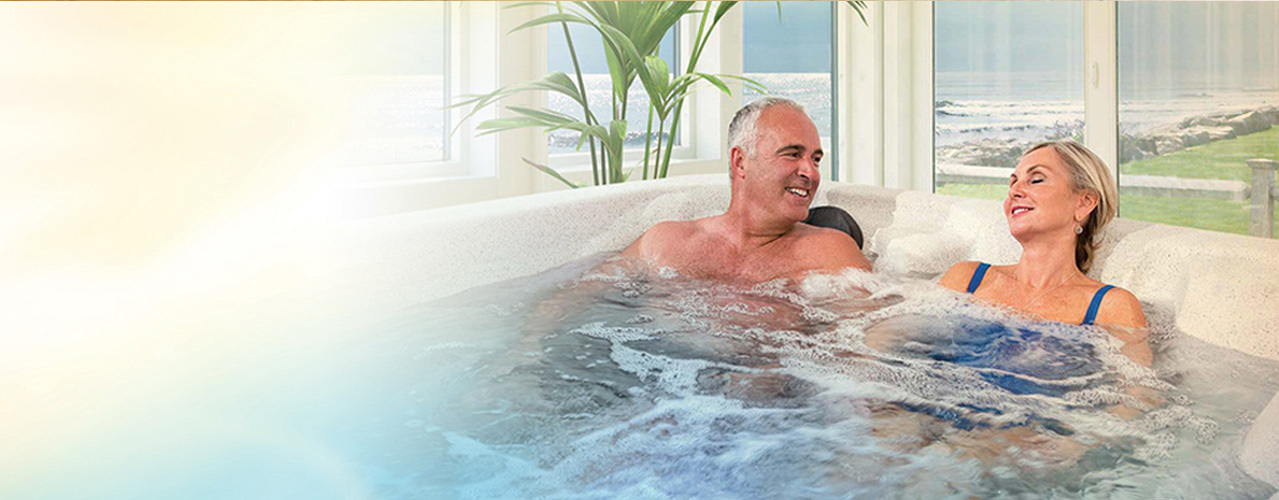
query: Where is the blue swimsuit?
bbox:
[887,263,1117,432]
[966,262,1114,326]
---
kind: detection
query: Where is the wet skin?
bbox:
[622,105,870,283]
[936,147,1150,365]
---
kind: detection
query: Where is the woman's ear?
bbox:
[1075,190,1099,224]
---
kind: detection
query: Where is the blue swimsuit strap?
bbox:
[1081,285,1115,326]
[966,262,991,294]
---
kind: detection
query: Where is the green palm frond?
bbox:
[451,1,802,186]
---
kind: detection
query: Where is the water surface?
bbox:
[405,254,1279,499]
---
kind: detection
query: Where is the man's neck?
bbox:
[714,203,796,249]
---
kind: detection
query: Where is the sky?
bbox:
[546,1,833,75]
[742,1,832,73]
[936,1,1276,84]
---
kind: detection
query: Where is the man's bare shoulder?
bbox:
[792,223,871,271]
[620,219,707,259]
[651,219,703,237]
[791,223,852,247]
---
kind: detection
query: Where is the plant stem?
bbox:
[643,105,655,180]
[557,2,601,186]
[687,2,711,74]
[658,1,712,179]
[654,116,666,178]
[659,106,679,178]
[615,79,631,184]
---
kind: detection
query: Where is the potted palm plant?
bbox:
[452,1,865,188]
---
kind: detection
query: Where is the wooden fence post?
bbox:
[1249,158,1277,238]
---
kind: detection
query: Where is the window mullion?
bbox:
[1083,1,1120,191]
[829,1,840,181]
[911,1,934,193]
[841,1,882,187]
[443,2,452,162]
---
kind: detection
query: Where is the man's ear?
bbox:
[1074,190,1099,224]
[730,146,748,179]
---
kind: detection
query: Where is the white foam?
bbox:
[441,262,1274,497]
[369,174,1279,495]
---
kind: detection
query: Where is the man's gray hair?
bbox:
[727,97,808,158]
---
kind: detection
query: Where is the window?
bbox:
[1118,2,1279,237]
[932,2,1084,200]
[545,19,678,156]
[742,1,837,176]
[328,2,450,168]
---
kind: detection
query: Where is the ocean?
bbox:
[336,72,1276,166]
[545,72,1278,156]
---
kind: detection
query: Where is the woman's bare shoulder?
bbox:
[939,260,984,292]
[1095,286,1147,329]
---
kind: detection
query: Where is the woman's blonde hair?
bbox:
[1024,140,1118,273]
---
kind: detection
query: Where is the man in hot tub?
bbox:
[621,97,871,281]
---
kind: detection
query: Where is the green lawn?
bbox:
[936,127,1279,237]
[936,183,1278,236]
[1118,195,1277,235]
[1120,126,1279,182]
[935,183,1007,202]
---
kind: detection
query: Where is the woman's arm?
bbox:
[1095,287,1151,367]
[1091,287,1163,417]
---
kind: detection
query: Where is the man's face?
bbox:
[734,106,824,225]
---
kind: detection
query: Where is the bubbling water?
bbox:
[409,253,1279,499]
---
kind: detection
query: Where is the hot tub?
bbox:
[6,174,1277,498]
[345,174,1279,497]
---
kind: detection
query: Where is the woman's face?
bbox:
[1004,147,1097,241]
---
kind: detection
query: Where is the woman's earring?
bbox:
[1075,225,1083,235]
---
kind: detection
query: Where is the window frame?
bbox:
[837,1,934,191]
[331,2,501,189]
[373,0,1273,229]
[740,0,841,181]
[906,1,1121,195]
[917,1,1279,237]
[329,1,505,217]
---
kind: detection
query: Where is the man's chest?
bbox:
[657,239,812,282]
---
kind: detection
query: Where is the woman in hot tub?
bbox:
[857,140,1159,466]
[938,139,1152,367]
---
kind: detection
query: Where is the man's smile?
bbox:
[785,187,810,198]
